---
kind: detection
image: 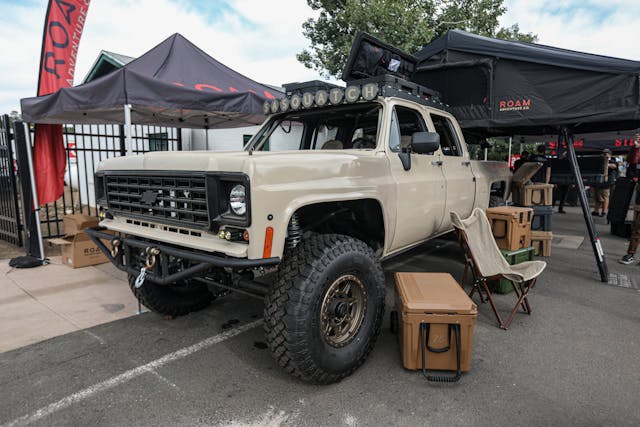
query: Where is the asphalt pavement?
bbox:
[1,206,639,427]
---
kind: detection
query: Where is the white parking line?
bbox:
[2,319,263,427]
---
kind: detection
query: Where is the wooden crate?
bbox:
[512,183,553,206]
[531,230,552,257]
[486,207,533,251]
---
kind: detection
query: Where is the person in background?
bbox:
[555,183,573,214]
[592,148,618,217]
[513,150,530,172]
[627,131,640,179]
[620,133,640,264]
[619,182,640,265]
[528,145,551,183]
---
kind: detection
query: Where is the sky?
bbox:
[1,0,640,114]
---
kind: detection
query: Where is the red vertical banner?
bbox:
[34,0,91,205]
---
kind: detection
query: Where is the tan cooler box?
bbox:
[486,206,533,251]
[395,272,477,382]
[513,183,553,206]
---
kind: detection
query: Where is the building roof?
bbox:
[82,50,135,83]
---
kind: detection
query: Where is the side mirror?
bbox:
[411,132,440,154]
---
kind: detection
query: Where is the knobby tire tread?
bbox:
[264,234,385,384]
[128,276,213,317]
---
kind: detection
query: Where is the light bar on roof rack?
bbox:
[263,75,444,115]
[264,82,380,115]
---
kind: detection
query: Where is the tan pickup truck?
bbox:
[87,75,510,384]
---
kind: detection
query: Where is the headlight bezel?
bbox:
[206,172,251,230]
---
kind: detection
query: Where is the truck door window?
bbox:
[389,106,427,153]
[430,114,462,156]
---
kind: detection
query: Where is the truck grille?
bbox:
[105,174,209,229]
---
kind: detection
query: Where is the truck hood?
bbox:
[97,150,384,184]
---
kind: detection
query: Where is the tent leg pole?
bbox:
[507,136,512,167]
[205,126,209,151]
[124,104,133,156]
[484,147,488,161]
[561,127,608,282]
[24,124,45,261]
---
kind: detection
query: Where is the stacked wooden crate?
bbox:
[510,162,553,257]
[486,206,536,294]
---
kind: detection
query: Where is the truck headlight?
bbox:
[229,184,246,215]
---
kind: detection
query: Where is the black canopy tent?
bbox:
[21,32,282,153]
[17,33,282,260]
[414,31,640,283]
[514,131,638,154]
[343,31,640,282]
[413,29,640,137]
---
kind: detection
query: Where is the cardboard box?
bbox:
[395,272,477,373]
[48,214,111,268]
[62,214,99,236]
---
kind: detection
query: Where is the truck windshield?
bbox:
[246,103,382,152]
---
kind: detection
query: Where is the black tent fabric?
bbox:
[516,130,638,154]
[413,30,640,136]
[21,33,281,128]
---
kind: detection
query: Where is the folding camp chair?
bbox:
[451,208,546,330]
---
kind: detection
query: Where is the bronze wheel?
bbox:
[320,274,367,348]
[264,234,385,384]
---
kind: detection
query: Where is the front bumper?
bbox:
[85,227,281,285]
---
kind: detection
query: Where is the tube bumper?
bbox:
[85,227,281,285]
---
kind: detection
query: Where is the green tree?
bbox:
[8,110,21,124]
[298,0,537,77]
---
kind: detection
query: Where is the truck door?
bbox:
[388,105,447,252]
[429,112,476,231]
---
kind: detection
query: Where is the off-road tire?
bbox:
[128,275,213,317]
[264,234,385,384]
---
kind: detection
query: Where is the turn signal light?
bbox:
[263,227,274,258]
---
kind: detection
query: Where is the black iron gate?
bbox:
[37,123,181,239]
[0,118,182,248]
[0,115,23,246]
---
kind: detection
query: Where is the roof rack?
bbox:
[264,74,447,115]
[282,80,343,96]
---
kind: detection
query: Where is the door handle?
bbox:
[461,161,471,166]
[431,160,443,166]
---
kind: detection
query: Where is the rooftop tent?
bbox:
[21,33,281,128]
[413,30,640,136]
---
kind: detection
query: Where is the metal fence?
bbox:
[38,123,181,238]
[0,115,23,246]
[0,117,182,247]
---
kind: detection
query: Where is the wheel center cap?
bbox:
[334,302,348,318]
